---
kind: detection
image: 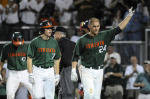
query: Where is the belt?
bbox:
[85,66,103,69]
[35,65,52,69]
[140,92,150,95]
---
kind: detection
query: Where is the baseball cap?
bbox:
[55,27,67,35]
[144,60,150,64]
[110,55,117,59]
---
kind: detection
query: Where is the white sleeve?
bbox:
[19,1,26,10]
[139,66,144,73]
[125,66,131,76]
[104,53,108,62]
[116,53,121,64]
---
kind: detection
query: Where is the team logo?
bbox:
[22,57,26,62]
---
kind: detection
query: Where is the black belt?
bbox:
[140,92,150,95]
[36,65,52,69]
[85,66,103,69]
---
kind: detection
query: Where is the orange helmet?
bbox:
[39,20,54,34]
[12,32,24,47]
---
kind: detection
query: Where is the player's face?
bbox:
[44,28,52,37]
[89,21,100,35]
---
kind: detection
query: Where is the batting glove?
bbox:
[71,68,78,82]
[55,74,60,86]
[29,73,34,84]
[128,7,135,16]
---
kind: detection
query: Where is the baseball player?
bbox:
[27,20,61,99]
[71,8,135,99]
[0,32,33,99]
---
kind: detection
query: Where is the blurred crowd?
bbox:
[0,0,150,41]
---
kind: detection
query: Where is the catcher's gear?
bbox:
[39,20,54,34]
[12,32,24,47]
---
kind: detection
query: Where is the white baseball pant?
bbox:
[78,65,104,99]
[6,70,33,99]
[32,66,55,99]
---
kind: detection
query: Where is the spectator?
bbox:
[38,0,56,21]
[0,68,7,99]
[123,3,150,41]
[104,45,121,67]
[112,9,124,40]
[4,0,19,40]
[134,60,150,99]
[104,55,124,99]
[125,56,144,99]
[103,0,126,26]
[74,0,102,25]
[35,0,45,23]
[19,0,38,25]
[0,3,5,27]
[0,3,5,40]
[55,0,73,26]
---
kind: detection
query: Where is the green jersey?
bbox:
[72,27,121,69]
[0,83,6,95]
[0,43,28,70]
[27,36,61,68]
[135,72,150,94]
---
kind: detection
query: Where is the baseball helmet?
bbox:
[80,20,89,31]
[39,20,53,34]
[12,32,24,46]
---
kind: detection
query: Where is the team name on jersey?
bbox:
[38,48,55,53]
[8,52,26,57]
[85,40,104,49]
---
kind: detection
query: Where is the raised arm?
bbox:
[118,7,134,30]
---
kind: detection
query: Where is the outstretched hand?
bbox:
[128,7,135,16]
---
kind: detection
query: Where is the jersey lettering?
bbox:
[8,52,26,57]
[86,40,104,49]
[38,48,55,53]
